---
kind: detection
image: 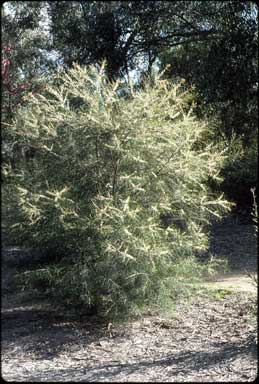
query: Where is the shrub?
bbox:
[251,187,258,234]
[4,62,230,319]
[245,188,258,297]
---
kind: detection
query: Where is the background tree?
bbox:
[1,1,56,169]
[47,1,225,80]
[159,1,258,144]
[2,2,54,119]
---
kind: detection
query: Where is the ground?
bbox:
[1,214,258,382]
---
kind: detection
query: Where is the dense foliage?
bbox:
[160,2,258,141]
[4,64,230,319]
[1,2,54,121]
[1,2,54,169]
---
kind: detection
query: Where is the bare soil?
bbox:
[1,215,258,382]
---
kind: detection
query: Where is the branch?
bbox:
[121,30,138,57]
[155,35,221,48]
[152,28,222,43]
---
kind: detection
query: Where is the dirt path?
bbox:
[1,215,258,382]
[203,273,257,294]
[201,214,257,296]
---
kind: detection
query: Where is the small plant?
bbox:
[251,187,258,232]
[245,188,258,290]
[209,288,233,300]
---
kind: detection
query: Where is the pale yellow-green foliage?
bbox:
[5,62,231,318]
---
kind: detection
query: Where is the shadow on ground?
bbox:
[17,333,257,382]
[1,302,107,360]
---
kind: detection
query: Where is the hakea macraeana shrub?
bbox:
[4,62,231,319]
